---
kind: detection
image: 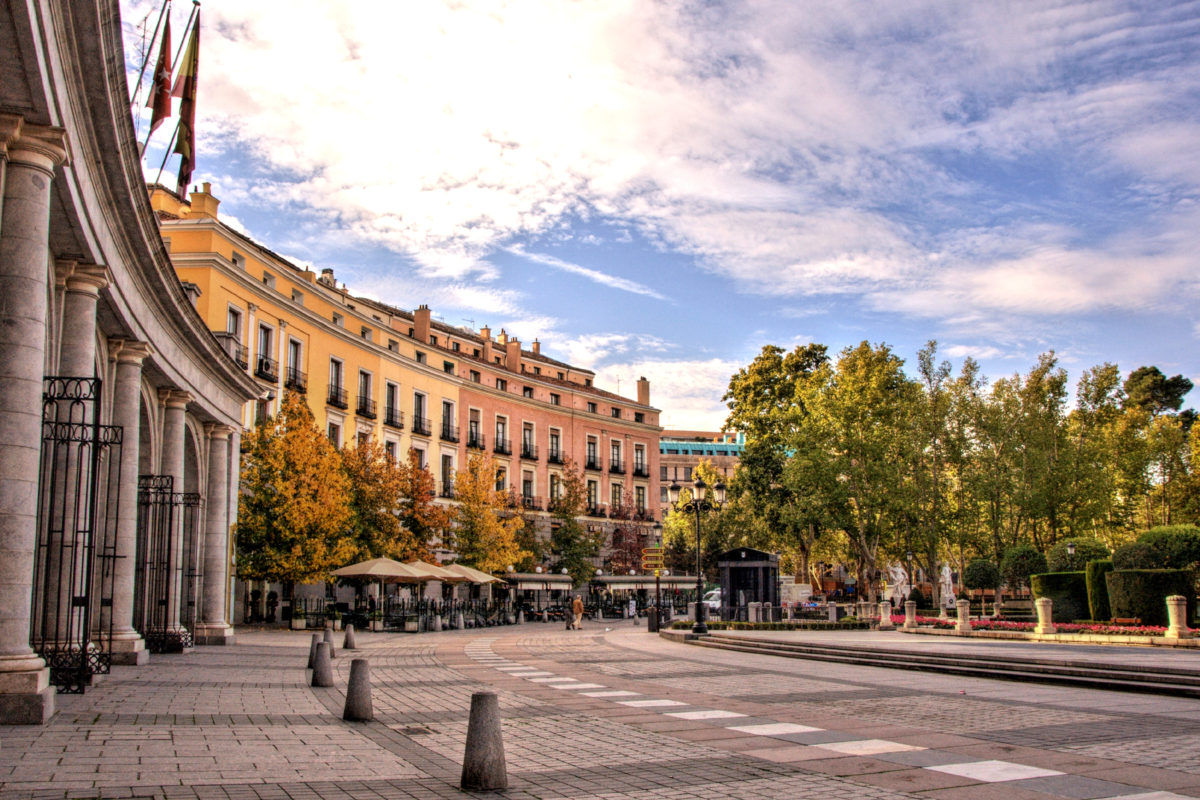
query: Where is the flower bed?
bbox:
[901,614,1166,636]
[669,620,870,631]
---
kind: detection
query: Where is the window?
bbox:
[358,370,371,401]
[361,327,373,341]
[660,465,668,480]
[634,412,644,423]
[549,473,561,499]
[388,339,399,353]
[557,372,564,380]
[585,379,592,387]
[549,393,560,405]
[329,358,343,389]
[587,480,598,508]
[611,407,621,419]
[495,467,507,492]
[411,446,426,469]
[636,486,646,512]
[634,445,646,472]
[660,486,668,503]
[327,422,341,447]
[473,348,480,357]
[413,392,426,424]
[522,471,533,499]
[262,272,276,289]
[495,416,508,450]
[611,484,622,508]
[287,339,302,373]
[610,441,621,467]
[357,431,370,447]
[470,370,481,383]
[522,422,534,451]
[586,402,597,413]
[496,378,507,391]
[257,324,272,359]
[226,307,242,340]
[683,466,693,481]
[523,386,533,398]
[430,335,438,346]
[586,437,598,468]
[441,454,454,496]
[533,366,541,375]
[230,251,245,269]
[291,288,304,305]
[385,382,399,417]
[384,441,396,462]
[332,312,344,327]
[452,342,460,352]
[415,351,426,364]
[443,360,454,374]
[549,429,561,459]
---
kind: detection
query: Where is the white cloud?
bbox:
[593,358,741,431]
[506,246,668,300]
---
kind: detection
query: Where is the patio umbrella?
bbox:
[331,557,427,582]
[444,563,504,584]
[405,559,471,583]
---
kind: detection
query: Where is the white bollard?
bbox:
[1034,596,1056,634]
[904,600,917,630]
[955,599,971,634]
[1165,595,1193,640]
[877,600,894,630]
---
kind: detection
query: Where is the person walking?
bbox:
[571,595,584,630]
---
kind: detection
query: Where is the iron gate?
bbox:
[32,377,123,694]
[134,476,200,652]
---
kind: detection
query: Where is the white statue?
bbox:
[940,564,956,607]
[888,563,909,605]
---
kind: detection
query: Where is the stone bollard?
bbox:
[517,610,524,625]
[1165,595,1193,640]
[541,609,548,623]
[904,600,917,630]
[826,603,838,623]
[323,628,336,658]
[460,691,507,792]
[878,601,894,630]
[457,612,466,630]
[1034,597,1056,634]
[955,599,971,634]
[749,602,761,623]
[343,658,373,721]
[311,642,334,687]
[343,624,357,650]
[433,614,443,632]
[939,604,948,620]
[307,633,320,669]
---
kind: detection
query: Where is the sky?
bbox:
[121,0,1200,430]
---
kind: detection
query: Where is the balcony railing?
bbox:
[633,463,649,478]
[520,442,538,460]
[411,416,432,436]
[467,430,486,450]
[213,331,249,369]
[438,481,455,499]
[441,422,460,443]
[586,504,606,517]
[494,438,511,456]
[254,354,278,382]
[547,447,564,464]
[520,494,542,511]
[585,456,601,471]
[608,458,625,475]
[285,367,307,393]
[384,407,404,429]
[327,385,349,409]
[357,396,377,419]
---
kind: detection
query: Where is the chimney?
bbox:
[531,338,540,355]
[317,268,336,288]
[637,376,650,406]
[414,304,431,343]
[505,337,522,374]
[480,325,493,363]
[186,182,220,219]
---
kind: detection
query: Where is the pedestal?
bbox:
[1164,595,1193,640]
[955,599,971,634]
[877,601,894,630]
[1034,597,1056,635]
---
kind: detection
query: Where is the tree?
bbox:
[724,343,828,442]
[1045,537,1110,572]
[963,559,1001,593]
[451,452,528,574]
[1123,366,1193,417]
[237,390,354,584]
[1000,544,1047,591]
[394,449,451,562]
[549,458,603,586]
[341,439,414,562]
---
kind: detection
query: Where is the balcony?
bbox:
[585,456,601,471]
[494,438,512,456]
[520,494,542,511]
[356,396,377,419]
[327,385,349,410]
[467,430,486,450]
[254,354,278,382]
[520,442,538,460]
[586,504,606,518]
[383,407,404,430]
[213,331,249,369]
[438,481,455,499]
[285,367,307,393]
[608,458,625,475]
[440,422,460,443]
[633,508,655,522]
[411,416,432,436]
[547,447,564,465]
[633,463,649,478]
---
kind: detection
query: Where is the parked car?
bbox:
[703,589,722,611]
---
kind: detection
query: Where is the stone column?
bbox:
[1164,595,1193,641]
[904,600,917,630]
[196,424,235,645]
[107,340,152,665]
[0,122,68,724]
[226,427,241,623]
[159,388,193,648]
[56,263,108,375]
[877,600,894,630]
[955,599,971,634]
[1034,597,1056,635]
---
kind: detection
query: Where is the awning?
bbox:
[405,559,471,583]
[593,575,698,590]
[507,572,575,591]
[443,563,504,584]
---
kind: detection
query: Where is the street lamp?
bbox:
[906,550,914,604]
[668,477,725,634]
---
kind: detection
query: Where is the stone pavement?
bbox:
[2,621,1199,799]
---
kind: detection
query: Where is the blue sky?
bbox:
[123,1,1200,428]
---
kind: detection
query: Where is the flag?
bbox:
[172,11,199,193]
[147,16,172,135]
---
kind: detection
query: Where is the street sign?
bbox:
[642,547,663,556]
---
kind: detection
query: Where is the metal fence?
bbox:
[290,596,519,632]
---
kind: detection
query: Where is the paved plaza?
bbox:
[3,624,1200,799]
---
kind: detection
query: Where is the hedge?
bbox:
[1085,559,1113,621]
[1030,571,1088,622]
[1105,569,1196,626]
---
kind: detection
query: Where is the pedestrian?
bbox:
[628,595,637,624]
[571,595,584,630]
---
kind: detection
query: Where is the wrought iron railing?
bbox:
[494,438,511,455]
[285,367,307,393]
[521,442,538,460]
[357,396,377,419]
[327,385,349,409]
[384,407,404,429]
[411,416,432,436]
[547,447,564,464]
[441,422,459,443]
[254,354,278,382]
[467,430,486,449]
[609,458,625,475]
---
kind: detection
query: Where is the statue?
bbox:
[940,564,956,607]
[888,563,909,605]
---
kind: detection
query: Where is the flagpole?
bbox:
[170,1,201,76]
[154,119,182,188]
[130,0,171,109]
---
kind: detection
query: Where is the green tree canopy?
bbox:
[452,453,529,574]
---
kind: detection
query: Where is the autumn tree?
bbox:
[342,439,434,562]
[549,458,603,585]
[451,452,528,574]
[237,390,354,584]
[394,449,450,562]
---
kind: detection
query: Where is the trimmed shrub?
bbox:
[1030,571,1088,622]
[1046,538,1110,572]
[1085,559,1114,621]
[1113,541,1157,570]
[963,559,1000,591]
[908,587,926,604]
[1137,525,1200,571]
[1001,545,1048,590]
[1106,569,1196,626]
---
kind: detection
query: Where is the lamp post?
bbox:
[668,477,725,634]
[905,550,914,606]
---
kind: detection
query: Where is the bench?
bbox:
[1112,617,1141,626]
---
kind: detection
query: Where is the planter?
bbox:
[290,616,306,631]
[370,619,384,632]
[403,617,419,633]
[330,619,342,631]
